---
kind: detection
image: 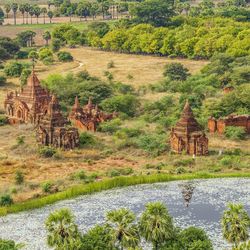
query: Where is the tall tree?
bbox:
[222,203,250,247]
[0,7,4,25]
[97,0,110,19]
[34,6,41,24]
[29,6,34,24]
[41,7,47,24]
[47,10,54,23]
[19,4,26,24]
[45,208,82,250]
[139,202,174,250]
[43,31,51,46]
[106,208,140,250]
[129,0,175,27]
[24,3,31,24]
[4,4,11,19]
[11,3,18,25]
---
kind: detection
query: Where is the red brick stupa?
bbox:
[170,101,208,156]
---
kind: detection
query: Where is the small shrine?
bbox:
[69,96,116,132]
[170,101,208,156]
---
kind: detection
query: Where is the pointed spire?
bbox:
[27,70,40,87]
[88,97,92,107]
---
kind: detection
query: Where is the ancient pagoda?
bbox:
[37,95,79,150]
[69,96,116,132]
[4,70,51,125]
[170,101,208,156]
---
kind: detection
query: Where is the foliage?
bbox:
[0,75,6,86]
[136,133,167,156]
[163,63,190,81]
[222,203,250,247]
[38,47,53,61]
[57,51,73,62]
[0,37,20,60]
[4,61,26,77]
[139,202,175,249]
[106,208,140,249]
[0,239,24,250]
[16,31,36,47]
[98,118,122,134]
[224,126,247,140]
[41,182,53,193]
[20,69,31,86]
[38,146,57,158]
[0,194,13,206]
[79,132,95,148]
[101,95,139,117]
[0,115,8,126]
[15,171,24,185]
[45,208,82,250]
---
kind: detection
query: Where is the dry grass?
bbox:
[65,47,208,86]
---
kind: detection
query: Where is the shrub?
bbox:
[115,128,142,139]
[0,75,6,86]
[4,61,24,77]
[38,146,57,158]
[0,239,23,250]
[20,69,31,86]
[98,118,122,134]
[163,63,190,81]
[72,170,87,180]
[57,51,73,62]
[0,115,8,126]
[101,95,139,117]
[136,133,167,156]
[42,56,54,65]
[174,159,195,167]
[41,182,52,193]
[0,194,13,206]
[39,47,53,60]
[79,132,95,148]
[51,38,61,52]
[16,136,25,145]
[107,60,115,69]
[224,126,246,140]
[15,170,24,185]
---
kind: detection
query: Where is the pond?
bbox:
[0,178,249,250]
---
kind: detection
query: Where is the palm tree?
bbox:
[43,31,51,46]
[11,3,18,25]
[19,4,26,24]
[41,7,47,24]
[24,3,30,24]
[222,203,250,247]
[4,4,11,19]
[29,6,34,24]
[47,10,54,23]
[106,208,140,250]
[139,202,174,250]
[34,6,41,24]
[45,208,82,250]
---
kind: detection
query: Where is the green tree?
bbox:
[130,0,175,27]
[45,208,82,250]
[16,30,36,47]
[4,4,11,19]
[48,10,54,23]
[81,224,115,250]
[0,239,24,250]
[106,208,140,250]
[43,31,51,46]
[34,6,41,24]
[139,202,174,250]
[41,7,47,24]
[0,8,4,25]
[11,3,18,25]
[29,6,35,24]
[19,4,26,24]
[24,3,31,24]
[222,203,250,247]
[163,63,190,81]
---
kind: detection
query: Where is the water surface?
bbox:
[0,178,249,250]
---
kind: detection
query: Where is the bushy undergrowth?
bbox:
[224,126,247,140]
[0,115,8,126]
[38,146,57,158]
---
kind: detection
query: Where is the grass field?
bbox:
[0,46,249,207]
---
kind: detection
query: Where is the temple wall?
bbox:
[208,118,217,133]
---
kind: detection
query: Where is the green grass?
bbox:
[0,172,250,217]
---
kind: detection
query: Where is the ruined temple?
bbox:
[208,115,250,134]
[4,70,51,125]
[69,96,116,132]
[170,101,208,156]
[37,95,79,150]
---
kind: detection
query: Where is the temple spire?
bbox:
[74,96,80,109]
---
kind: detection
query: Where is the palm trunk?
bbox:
[23,14,25,24]
[26,13,28,24]
[14,12,16,25]
[43,14,45,24]
[50,18,51,23]
[31,16,32,24]
[37,17,38,24]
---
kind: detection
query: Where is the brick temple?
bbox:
[208,115,250,134]
[4,70,51,125]
[69,96,115,132]
[37,95,79,150]
[170,101,208,156]
[4,71,79,150]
